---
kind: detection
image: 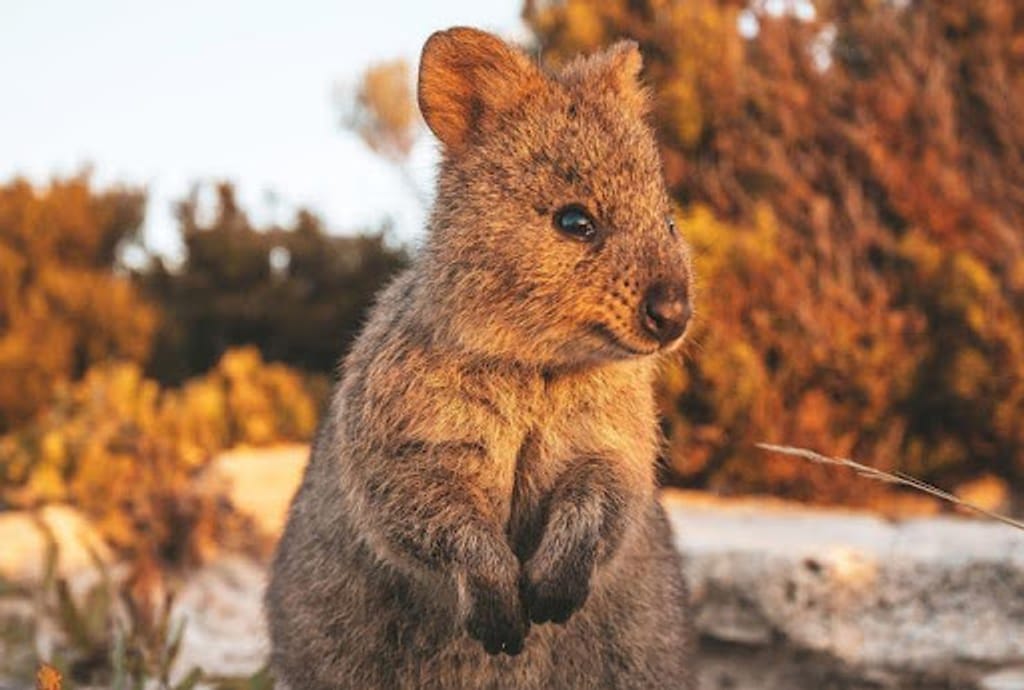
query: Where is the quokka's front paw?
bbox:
[521,547,595,625]
[465,580,530,656]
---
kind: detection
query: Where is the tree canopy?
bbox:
[527,0,1024,499]
[0,175,155,431]
[141,183,409,384]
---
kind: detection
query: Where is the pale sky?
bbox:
[0,0,524,260]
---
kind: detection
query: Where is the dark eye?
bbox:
[554,204,597,242]
[667,215,678,238]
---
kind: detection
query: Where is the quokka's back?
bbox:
[266,26,696,690]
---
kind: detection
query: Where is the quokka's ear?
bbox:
[418,27,544,152]
[563,40,649,116]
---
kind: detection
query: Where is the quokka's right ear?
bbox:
[418,27,544,153]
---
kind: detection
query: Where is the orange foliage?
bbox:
[0,347,322,564]
[36,664,61,690]
[344,59,420,162]
[527,0,1024,500]
[0,175,156,431]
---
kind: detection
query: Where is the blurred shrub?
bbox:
[0,347,322,564]
[340,59,420,163]
[0,176,402,428]
[140,183,409,384]
[0,175,401,560]
[526,0,1024,499]
[0,175,156,432]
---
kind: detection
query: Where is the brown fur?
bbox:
[266,27,695,689]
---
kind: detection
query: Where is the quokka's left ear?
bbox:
[418,27,546,154]
[562,40,649,116]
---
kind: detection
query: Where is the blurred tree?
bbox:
[0,175,156,431]
[337,59,428,206]
[525,0,1024,498]
[341,59,420,163]
[140,183,409,383]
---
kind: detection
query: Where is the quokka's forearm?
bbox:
[344,439,530,655]
[346,440,516,581]
[542,457,637,563]
[521,457,640,624]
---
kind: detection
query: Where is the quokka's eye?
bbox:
[554,204,597,242]
[667,215,679,238]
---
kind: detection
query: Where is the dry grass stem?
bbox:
[756,443,1024,532]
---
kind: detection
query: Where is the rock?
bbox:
[981,668,1024,690]
[665,490,1024,687]
[170,556,269,680]
[200,445,306,537]
[0,505,112,586]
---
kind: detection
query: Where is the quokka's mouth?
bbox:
[588,322,659,357]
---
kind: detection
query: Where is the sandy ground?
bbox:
[3,444,1024,690]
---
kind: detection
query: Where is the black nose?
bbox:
[640,282,691,345]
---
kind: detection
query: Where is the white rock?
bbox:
[201,445,306,537]
[170,556,269,680]
[0,505,111,585]
[665,490,1024,680]
[982,668,1024,690]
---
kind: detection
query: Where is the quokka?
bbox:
[266,26,696,689]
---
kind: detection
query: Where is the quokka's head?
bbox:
[418,27,693,368]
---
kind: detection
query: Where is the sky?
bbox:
[0,0,524,260]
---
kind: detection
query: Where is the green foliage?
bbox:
[140,183,410,384]
[527,0,1024,500]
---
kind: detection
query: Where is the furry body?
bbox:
[266,27,695,689]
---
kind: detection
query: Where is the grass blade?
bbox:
[756,443,1024,532]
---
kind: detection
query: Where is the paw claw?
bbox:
[466,581,529,656]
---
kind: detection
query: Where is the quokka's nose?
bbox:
[640,282,691,345]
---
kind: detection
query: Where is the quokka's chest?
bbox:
[505,428,547,562]
[500,387,660,561]
[409,359,659,537]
